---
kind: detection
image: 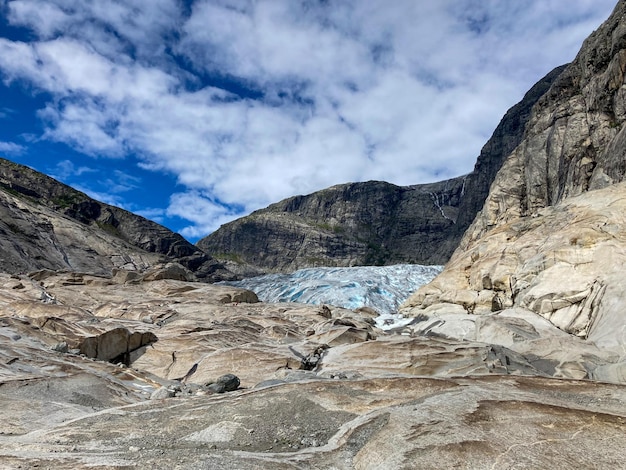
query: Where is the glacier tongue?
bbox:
[222,264,442,329]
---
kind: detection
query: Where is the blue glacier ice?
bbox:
[221,264,443,329]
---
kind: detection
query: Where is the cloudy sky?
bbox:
[0,0,618,241]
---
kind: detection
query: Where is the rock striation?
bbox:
[0,158,233,281]
[198,66,565,275]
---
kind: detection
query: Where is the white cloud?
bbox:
[0,141,25,155]
[7,0,72,38]
[166,191,242,238]
[0,0,618,238]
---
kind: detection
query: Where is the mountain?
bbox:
[401,0,626,380]
[1,2,626,468]
[199,177,466,275]
[0,158,233,281]
[197,65,566,275]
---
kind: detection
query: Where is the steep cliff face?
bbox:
[452,64,568,234]
[198,67,565,275]
[468,2,626,236]
[0,158,232,281]
[402,1,626,365]
[198,177,466,274]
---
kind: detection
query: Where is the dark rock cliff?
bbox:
[0,158,232,281]
[464,0,626,240]
[198,177,467,274]
[452,64,568,235]
[198,67,566,275]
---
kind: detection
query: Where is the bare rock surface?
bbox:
[401,183,626,383]
[1,271,624,469]
[1,3,626,468]
[0,374,624,469]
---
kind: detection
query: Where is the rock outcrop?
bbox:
[197,66,565,275]
[401,0,626,377]
[0,158,233,281]
[451,64,568,237]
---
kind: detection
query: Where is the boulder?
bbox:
[207,374,241,393]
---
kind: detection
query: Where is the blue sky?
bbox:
[0,0,618,242]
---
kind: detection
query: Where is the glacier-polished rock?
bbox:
[0,271,624,469]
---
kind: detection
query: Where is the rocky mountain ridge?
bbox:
[199,176,466,275]
[0,158,233,282]
[198,64,567,275]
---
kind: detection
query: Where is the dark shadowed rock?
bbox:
[207,373,241,393]
[199,177,467,273]
[79,328,158,364]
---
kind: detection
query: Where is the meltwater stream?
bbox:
[222,264,443,330]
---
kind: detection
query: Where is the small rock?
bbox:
[206,373,240,393]
[300,437,320,447]
[150,387,176,400]
[318,305,332,319]
[52,341,69,353]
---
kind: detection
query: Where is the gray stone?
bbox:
[52,341,69,353]
[0,158,234,282]
[206,374,240,393]
[150,387,176,400]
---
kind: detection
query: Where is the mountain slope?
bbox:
[198,65,565,275]
[401,0,626,372]
[199,177,466,274]
[1,5,625,467]
[0,158,233,281]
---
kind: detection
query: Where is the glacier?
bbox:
[222,264,443,329]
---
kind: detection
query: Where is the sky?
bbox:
[0,0,619,242]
